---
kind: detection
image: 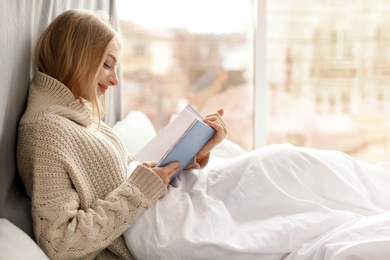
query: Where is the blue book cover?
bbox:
[134,104,215,182]
[158,119,215,181]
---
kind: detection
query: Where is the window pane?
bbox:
[267,0,390,163]
[117,0,254,151]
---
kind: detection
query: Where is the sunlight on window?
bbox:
[117,0,251,34]
[116,0,390,162]
[267,0,390,163]
[117,0,255,151]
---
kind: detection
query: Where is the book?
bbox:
[134,104,215,182]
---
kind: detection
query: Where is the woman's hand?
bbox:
[142,161,181,186]
[196,109,228,159]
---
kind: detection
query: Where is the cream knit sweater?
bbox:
[17,72,170,259]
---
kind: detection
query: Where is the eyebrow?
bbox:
[108,54,117,63]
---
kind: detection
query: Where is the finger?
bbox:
[205,111,222,120]
[142,161,158,168]
[206,118,228,136]
[166,163,181,184]
[165,161,181,172]
[142,162,151,168]
[149,161,158,168]
[204,116,224,128]
[169,168,179,179]
[217,108,224,116]
[204,111,227,130]
[205,109,224,118]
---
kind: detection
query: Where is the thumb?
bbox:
[142,161,158,168]
[217,108,224,116]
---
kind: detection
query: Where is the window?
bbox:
[117,0,390,163]
[267,0,390,163]
[117,0,254,151]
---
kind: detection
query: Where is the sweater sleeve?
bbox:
[33,166,165,259]
[17,122,167,259]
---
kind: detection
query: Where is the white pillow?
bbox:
[0,218,49,259]
[113,111,156,154]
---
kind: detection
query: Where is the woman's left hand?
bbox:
[196,109,228,159]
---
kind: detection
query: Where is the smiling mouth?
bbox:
[99,84,108,92]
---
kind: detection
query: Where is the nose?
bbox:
[109,71,119,86]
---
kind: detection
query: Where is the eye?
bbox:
[104,63,111,69]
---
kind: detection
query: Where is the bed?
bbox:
[3,1,390,259]
[114,111,390,260]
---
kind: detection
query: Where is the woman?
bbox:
[18,8,390,260]
[17,9,227,259]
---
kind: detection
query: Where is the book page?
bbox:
[134,106,198,163]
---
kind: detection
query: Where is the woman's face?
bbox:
[97,40,120,98]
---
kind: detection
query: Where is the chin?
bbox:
[97,91,104,98]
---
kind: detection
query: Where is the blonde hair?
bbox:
[34,9,120,119]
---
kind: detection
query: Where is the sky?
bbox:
[116,0,252,34]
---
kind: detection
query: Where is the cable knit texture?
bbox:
[17,72,168,259]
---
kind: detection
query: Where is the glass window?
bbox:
[267,0,390,163]
[117,0,390,163]
[117,0,254,151]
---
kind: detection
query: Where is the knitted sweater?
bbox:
[17,72,170,259]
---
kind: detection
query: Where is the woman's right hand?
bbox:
[142,161,181,186]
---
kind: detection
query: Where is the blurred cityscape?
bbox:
[267,0,390,163]
[119,19,255,150]
[118,0,390,163]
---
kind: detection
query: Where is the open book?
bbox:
[134,104,215,182]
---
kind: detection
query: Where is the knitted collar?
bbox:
[27,72,93,127]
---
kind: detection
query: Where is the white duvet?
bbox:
[124,144,390,259]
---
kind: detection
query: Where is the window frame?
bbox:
[254,0,267,148]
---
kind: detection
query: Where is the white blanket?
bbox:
[124,144,390,259]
